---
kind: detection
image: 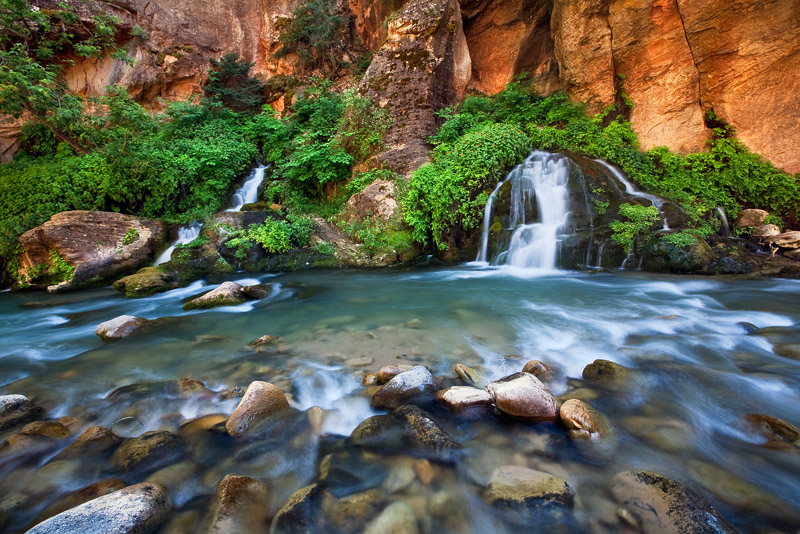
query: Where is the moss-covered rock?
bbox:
[112,266,180,298]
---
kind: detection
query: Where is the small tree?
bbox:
[273,0,349,74]
[203,54,266,114]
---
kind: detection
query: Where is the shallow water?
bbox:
[1,267,799,532]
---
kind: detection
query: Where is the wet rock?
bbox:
[0,433,59,461]
[226,381,290,438]
[522,360,552,380]
[111,417,145,439]
[0,395,44,430]
[179,414,228,436]
[0,508,7,531]
[219,387,245,401]
[183,281,266,311]
[148,461,198,506]
[436,386,493,413]
[753,224,781,237]
[57,425,117,459]
[271,484,318,534]
[29,478,127,527]
[768,231,800,250]
[429,491,459,519]
[95,315,150,343]
[178,377,210,395]
[559,399,608,440]
[112,266,179,298]
[736,209,770,228]
[377,366,403,384]
[248,335,279,347]
[415,459,435,486]
[207,474,272,534]
[372,366,439,409]
[362,373,379,386]
[363,501,419,534]
[349,415,404,447]
[26,482,171,534]
[241,284,268,300]
[111,430,183,471]
[319,452,388,497]
[485,372,559,423]
[395,405,459,458]
[454,363,487,387]
[582,359,631,384]
[773,343,800,361]
[20,421,70,438]
[324,489,383,531]
[346,356,374,368]
[611,471,737,534]
[738,413,799,445]
[484,465,574,526]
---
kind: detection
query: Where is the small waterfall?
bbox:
[716,207,731,237]
[154,223,203,266]
[227,164,267,212]
[594,159,670,231]
[477,152,571,270]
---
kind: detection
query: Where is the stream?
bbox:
[1,267,800,532]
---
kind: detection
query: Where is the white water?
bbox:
[594,158,670,231]
[716,206,731,237]
[153,222,203,266]
[227,164,267,211]
[477,151,571,270]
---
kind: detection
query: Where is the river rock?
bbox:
[57,425,117,459]
[271,484,318,534]
[767,231,800,250]
[183,282,247,311]
[559,399,608,440]
[436,386,493,413]
[363,501,419,534]
[581,359,630,384]
[29,478,127,527]
[349,415,404,448]
[0,395,44,431]
[738,413,799,446]
[324,489,383,531]
[522,360,552,380]
[736,209,770,228]
[362,373,379,386]
[226,381,290,438]
[207,474,272,534]
[340,179,399,226]
[611,471,737,534]
[179,414,228,436]
[27,482,170,534]
[395,405,459,458]
[485,372,559,422]
[112,266,180,298]
[17,211,166,289]
[95,315,150,343]
[20,421,70,439]
[111,430,183,471]
[377,366,403,384]
[454,364,488,387]
[483,465,574,525]
[371,366,440,409]
[753,224,781,237]
[319,451,389,497]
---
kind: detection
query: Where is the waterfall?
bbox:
[594,159,670,231]
[227,164,267,212]
[154,222,203,266]
[476,151,571,270]
[716,206,731,237]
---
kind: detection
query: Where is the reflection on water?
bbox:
[0,267,799,532]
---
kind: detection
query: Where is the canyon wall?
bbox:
[7,0,800,174]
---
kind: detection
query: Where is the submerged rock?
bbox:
[485,372,559,422]
[29,478,127,527]
[57,425,117,460]
[183,281,265,311]
[324,489,383,531]
[20,421,70,439]
[349,415,404,448]
[521,360,552,380]
[738,413,800,446]
[112,266,180,298]
[226,381,290,438]
[581,359,630,384]
[271,484,318,534]
[95,315,150,343]
[484,465,574,526]
[207,474,272,534]
[371,366,439,409]
[559,399,609,440]
[0,394,44,431]
[363,501,419,534]
[611,471,737,534]
[111,430,183,471]
[454,364,488,388]
[26,482,171,534]
[436,386,493,413]
[394,405,459,458]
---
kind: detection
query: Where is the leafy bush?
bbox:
[225,214,313,258]
[346,168,399,195]
[610,203,661,254]
[335,90,392,163]
[274,0,349,73]
[204,54,266,114]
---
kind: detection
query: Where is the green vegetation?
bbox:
[224,215,313,259]
[48,250,75,283]
[609,204,661,255]
[122,227,140,246]
[204,53,266,114]
[274,0,349,74]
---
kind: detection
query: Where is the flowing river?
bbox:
[1,266,800,532]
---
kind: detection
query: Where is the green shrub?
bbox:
[335,89,392,163]
[346,168,398,195]
[48,250,75,283]
[225,214,313,258]
[661,231,696,248]
[204,53,266,114]
[274,0,349,73]
[610,203,661,254]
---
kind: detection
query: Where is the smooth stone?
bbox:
[738,413,799,445]
[94,315,150,343]
[559,399,608,439]
[270,484,318,534]
[429,491,459,518]
[582,359,631,384]
[207,474,272,534]
[20,421,69,438]
[249,335,280,347]
[753,224,781,237]
[436,386,493,413]
[219,387,245,401]
[57,425,117,460]
[111,430,183,471]
[363,501,419,534]
[226,381,290,438]
[324,489,383,531]
[362,373,379,386]
[346,356,374,368]
[415,459,434,486]
[0,395,44,431]
[377,366,403,384]
[395,405,459,458]
[111,417,145,439]
[371,366,439,409]
[319,452,388,497]
[484,465,574,527]
[485,372,559,422]
[454,364,487,387]
[179,414,228,436]
[348,415,404,447]
[522,360,551,380]
[774,343,800,360]
[148,461,198,506]
[177,377,209,395]
[28,478,127,528]
[735,208,769,228]
[611,471,737,534]
[26,482,171,534]
[183,281,247,311]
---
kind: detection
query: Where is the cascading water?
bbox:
[594,159,670,231]
[154,222,203,265]
[227,164,267,212]
[716,206,731,237]
[477,151,571,270]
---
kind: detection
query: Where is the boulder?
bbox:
[111,430,183,471]
[436,386,493,413]
[753,224,781,238]
[226,381,290,438]
[485,372,559,422]
[611,471,737,534]
[521,360,551,380]
[737,413,799,446]
[113,267,180,298]
[340,179,399,226]
[0,394,44,431]
[57,425,117,460]
[183,282,247,311]
[29,478,127,527]
[363,501,419,534]
[736,209,770,228]
[559,399,608,440]
[271,484,318,534]
[349,415,404,447]
[26,482,171,534]
[581,359,631,384]
[767,231,800,250]
[324,489,383,531]
[20,421,70,439]
[207,474,272,534]
[394,405,459,458]
[371,366,439,409]
[95,315,150,343]
[483,465,574,526]
[17,211,166,289]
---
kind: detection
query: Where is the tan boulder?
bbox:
[436,386,493,412]
[207,474,272,534]
[340,180,398,226]
[559,399,608,439]
[225,381,290,438]
[736,209,770,228]
[485,372,559,422]
[95,315,150,343]
[753,224,781,237]
[767,231,800,250]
